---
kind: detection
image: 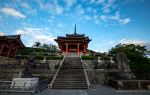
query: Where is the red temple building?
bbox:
[0,35,25,58]
[55,25,91,56]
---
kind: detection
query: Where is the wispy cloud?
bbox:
[55,5,63,14]
[0,7,26,18]
[64,0,75,7]
[119,39,145,45]
[0,32,4,36]
[14,27,56,46]
[119,39,150,50]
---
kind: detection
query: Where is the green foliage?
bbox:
[82,56,97,60]
[100,56,110,60]
[129,63,150,73]
[32,41,41,48]
[47,56,63,60]
[109,43,149,64]
[40,43,58,52]
[15,55,28,59]
[35,55,44,60]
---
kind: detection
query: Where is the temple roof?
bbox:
[55,24,91,43]
[0,35,25,48]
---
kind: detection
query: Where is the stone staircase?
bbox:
[52,57,88,89]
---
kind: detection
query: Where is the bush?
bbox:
[100,56,110,60]
[15,55,28,59]
[47,56,63,60]
[82,56,97,60]
[35,55,44,60]
[129,63,150,73]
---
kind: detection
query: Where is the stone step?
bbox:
[57,74,85,77]
[54,80,87,83]
[52,83,88,89]
[52,85,88,89]
[55,78,86,81]
[53,82,87,85]
[52,57,88,89]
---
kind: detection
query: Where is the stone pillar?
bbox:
[66,44,68,56]
[0,44,4,55]
[77,44,80,56]
[7,45,12,57]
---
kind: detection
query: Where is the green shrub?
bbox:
[129,63,150,73]
[15,55,28,59]
[47,56,63,60]
[82,56,97,60]
[35,55,44,60]
[100,56,110,60]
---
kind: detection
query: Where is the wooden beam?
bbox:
[0,44,5,55]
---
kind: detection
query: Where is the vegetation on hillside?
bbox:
[16,41,61,60]
[109,43,150,78]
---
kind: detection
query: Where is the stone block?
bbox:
[11,78,39,89]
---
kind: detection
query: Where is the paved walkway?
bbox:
[1,85,150,95]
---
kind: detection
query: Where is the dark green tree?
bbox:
[32,41,41,48]
[109,43,149,64]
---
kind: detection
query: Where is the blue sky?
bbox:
[0,0,150,52]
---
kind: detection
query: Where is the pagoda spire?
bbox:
[74,24,77,34]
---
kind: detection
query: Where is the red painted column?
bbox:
[84,44,86,52]
[7,45,12,57]
[14,48,18,58]
[0,44,5,55]
[77,44,80,56]
[66,44,68,56]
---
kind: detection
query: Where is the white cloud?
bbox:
[109,11,131,25]
[55,5,63,14]
[84,15,91,20]
[100,15,107,21]
[119,18,131,25]
[110,11,120,20]
[97,0,105,4]
[0,7,26,18]
[119,39,145,45]
[64,0,75,7]
[0,32,4,36]
[14,28,56,46]
[57,23,65,28]
[76,5,84,15]
[119,39,150,50]
[20,2,30,9]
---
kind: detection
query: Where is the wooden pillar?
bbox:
[7,45,12,57]
[60,45,62,52]
[14,48,18,58]
[84,44,86,52]
[66,44,68,56]
[77,44,80,56]
[0,44,5,55]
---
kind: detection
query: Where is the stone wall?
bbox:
[0,60,62,80]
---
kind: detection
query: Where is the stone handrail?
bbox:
[48,56,65,88]
[80,57,91,89]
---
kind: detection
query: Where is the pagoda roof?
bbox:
[55,24,91,43]
[66,33,85,37]
[0,35,25,48]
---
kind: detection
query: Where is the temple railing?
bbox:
[48,56,65,88]
[80,56,91,89]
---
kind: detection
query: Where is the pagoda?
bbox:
[55,24,91,56]
[0,35,25,58]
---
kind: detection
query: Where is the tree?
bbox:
[40,43,58,52]
[49,44,58,51]
[32,41,41,48]
[109,43,149,64]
